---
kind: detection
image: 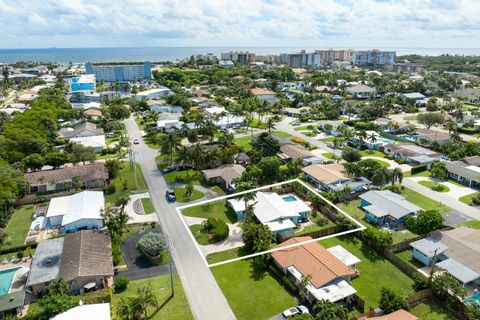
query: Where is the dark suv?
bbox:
[165,190,176,202]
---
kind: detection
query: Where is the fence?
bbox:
[406,289,432,306]
[383,250,419,278]
[298,225,342,239]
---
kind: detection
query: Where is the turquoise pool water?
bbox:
[282,195,298,202]
[0,267,19,296]
[464,293,480,305]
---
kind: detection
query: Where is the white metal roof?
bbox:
[436,258,480,284]
[360,190,420,219]
[70,135,106,149]
[265,219,296,232]
[410,238,448,258]
[46,191,104,226]
[327,245,361,267]
[52,303,111,320]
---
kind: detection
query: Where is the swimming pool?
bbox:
[0,267,20,296]
[464,293,480,305]
[282,195,298,202]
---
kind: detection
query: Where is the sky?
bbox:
[0,0,479,49]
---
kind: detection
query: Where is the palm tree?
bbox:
[158,130,181,165]
[332,137,343,163]
[191,143,205,171]
[313,299,350,320]
[344,163,363,179]
[368,132,377,146]
[185,183,194,198]
[235,181,257,222]
[391,167,403,186]
[372,167,392,186]
[132,286,158,319]
[356,130,368,149]
[176,145,191,176]
[265,117,276,133]
[2,67,8,88]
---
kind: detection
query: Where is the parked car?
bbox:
[165,190,176,202]
[133,139,140,144]
[177,164,193,171]
[292,121,301,126]
[162,165,176,174]
[106,132,115,138]
[282,305,309,318]
[313,129,320,134]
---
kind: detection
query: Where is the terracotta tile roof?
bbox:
[301,163,345,184]
[25,163,108,185]
[251,88,275,95]
[271,237,355,288]
[59,230,113,282]
[84,109,103,117]
[360,309,417,320]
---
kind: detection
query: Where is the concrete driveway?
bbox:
[124,192,159,224]
[408,177,478,200]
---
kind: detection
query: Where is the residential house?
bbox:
[52,303,111,320]
[359,190,421,229]
[401,92,426,102]
[46,191,104,233]
[204,106,227,118]
[70,135,106,153]
[25,162,109,195]
[414,128,451,144]
[410,227,480,287]
[58,122,104,141]
[150,105,183,114]
[350,131,395,150]
[219,60,234,68]
[26,230,113,295]
[375,118,413,134]
[135,87,173,100]
[382,143,441,166]
[67,75,96,93]
[84,109,103,120]
[202,164,245,192]
[284,107,310,118]
[302,163,371,192]
[455,88,480,104]
[278,144,313,162]
[272,237,359,303]
[228,192,312,236]
[346,84,376,99]
[359,309,418,320]
[0,291,25,316]
[251,88,276,103]
[445,160,480,188]
[277,82,306,91]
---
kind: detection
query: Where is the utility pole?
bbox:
[133,150,138,190]
[165,235,175,296]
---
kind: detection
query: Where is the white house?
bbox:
[204,106,227,118]
[70,135,106,153]
[135,88,173,100]
[52,303,111,320]
[46,191,104,233]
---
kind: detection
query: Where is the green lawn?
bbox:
[189,224,226,245]
[459,219,480,229]
[211,185,225,194]
[410,299,459,320]
[206,246,249,264]
[303,132,317,137]
[339,200,417,243]
[273,131,291,138]
[1,205,34,249]
[322,152,340,160]
[404,170,431,178]
[295,215,336,236]
[172,187,205,203]
[111,275,193,320]
[372,159,391,168]
[233,135,256,151]
[163,170,203,185]
[359,150,386,158]
[319,136,336,142]
[105,162,147,205]
[211,259,297,320]
[396,249,425,269]
[294,125,315,131]
[141,198,156,214]
[401,187,451,213]
[459,192,479,206]
[181,200,237,223]
[319,236,415,310]
[418,180,450,193]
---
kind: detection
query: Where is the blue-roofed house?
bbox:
[410,237,448,266]
[359,190,421,229]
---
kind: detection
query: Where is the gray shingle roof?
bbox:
[26,237,64,287]
[25,162,108,185]
[445,161,480,182]
[410,237,448,258]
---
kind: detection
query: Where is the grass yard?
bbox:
[163,170,202,185]
[401,187,451,213]
[459,219,480,229]
[273,131,291,138]
[1,205,34,249]
[141,198,156,214]
[410,299,459,320]
[403,115,419,120]
[318,236,415,310]
[234,135,256,151]
[459,192,480,206]
[404,170,431,178]
[319,136,336,142]
[206,246,249,264]
[172,187,205,203]
[189,224,224,245]
[295,215,336,236]
[294,125,315,131]
[396,249,425,269]
[359,150,386,158]
[372,159,391,168]
[211,259,297,320]
[211,185,225,194]
[322,152,341,160]
[303,132,317,137]
[418,180,450,193]
[181,199,237,223]
[105,162,147,205]
[111,275,193,320]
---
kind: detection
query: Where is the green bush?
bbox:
[136,232,167,258]
[361,226,393,247]
[411,164,428,175]
[203,217,229,242]
[104,183,116,195]
[114,276,130,293]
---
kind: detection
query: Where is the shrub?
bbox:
[291,136,306,144]
[203,217,229,242]
[379,287,409,313]
[114,276,130,293]
[361,226,393,247]
[405,209,444,235]
[105,184,116,195]
[411,164,427,175]
[137,232,167,258]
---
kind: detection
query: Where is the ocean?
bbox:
[0,47,479,65]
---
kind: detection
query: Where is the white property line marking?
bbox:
[175,178,366,268]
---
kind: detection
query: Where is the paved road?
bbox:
[403,178,480,221]
[124,116,235,320]
[276,117,334,153]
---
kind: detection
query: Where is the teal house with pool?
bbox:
[227,191,312,236]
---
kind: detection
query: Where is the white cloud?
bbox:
[0,0,479,48]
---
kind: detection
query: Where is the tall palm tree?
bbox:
[265,117,276,133]
[344,162,363,179]
[372,167,392,186]
[176,145,191,175]
[391,167,404,186]
[368,132,377,146]
[158,129,181,165]
[235,181,257,222]
[191,143,205,171]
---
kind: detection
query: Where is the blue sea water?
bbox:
[0,46,479,65]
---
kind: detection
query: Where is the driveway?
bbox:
[408,177,478,200]
[276,117,334,153]
[443,210,473,227]
[118,228,171,281]
[124,192,159,224]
